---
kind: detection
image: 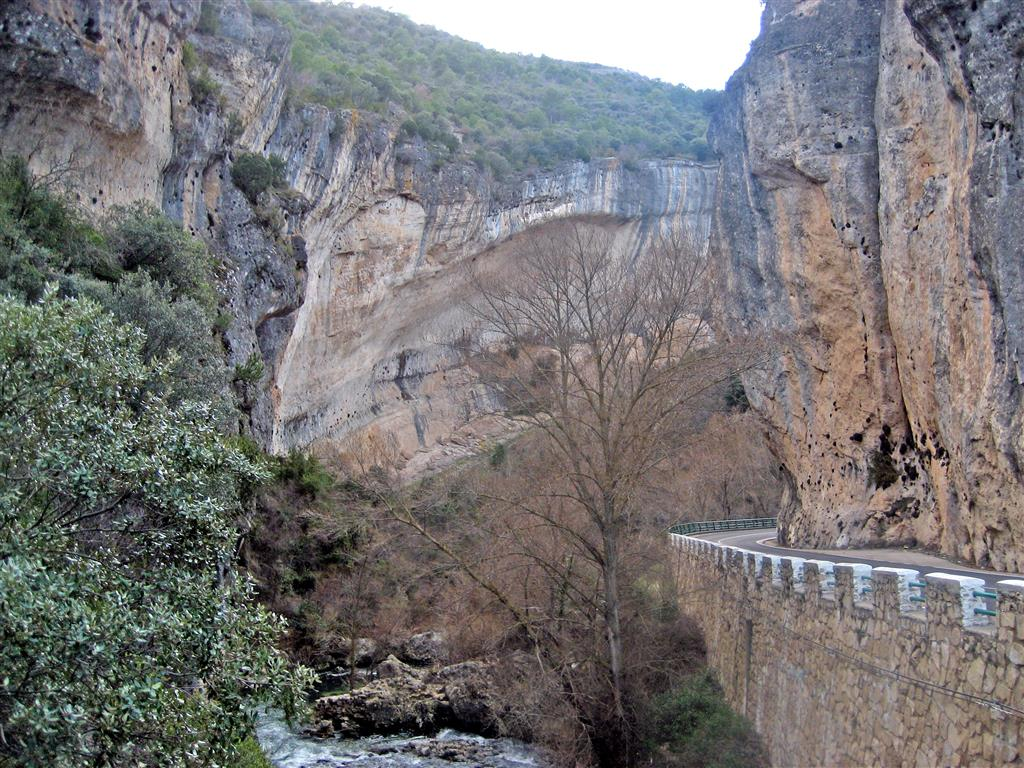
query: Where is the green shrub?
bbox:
[0,155,114,289]
[231,737,273,768]
[227,434,269,465]
[226,111,245,144]
[489,442,507,468]
[190,69,222,105]
[76,270,228,408]
[182,41,199,71]
[0,292,314,766]
[182,41,221,105]
[867,448,899,489]
[234,351,266,383]
[0,157,231,419]
[0,209,51,301]
[231,152,288,203]
[724,375,749,412]
[642,671,767,768]
[103,201,217,310]
[276,449,334,497]
[215,308,233,332]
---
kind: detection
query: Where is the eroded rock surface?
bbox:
[714,0,1024,569]
[0,0,716,477]
[9,0,1022,569]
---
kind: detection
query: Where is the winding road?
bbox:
[691,529,1024,588]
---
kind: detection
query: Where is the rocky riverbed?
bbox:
[310,656,500,739]
[258,632,547,767]
[257,711,543,768]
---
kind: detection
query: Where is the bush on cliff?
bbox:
[0,159,232,415]
[77,270,230,411]
[0,155,115,298]
[103,200,218,311]
[231,152,288,203]
[0,292,313,766]
[276,448,335,498]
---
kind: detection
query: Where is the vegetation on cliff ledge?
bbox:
[247,0,719,173]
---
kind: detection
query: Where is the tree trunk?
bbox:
[602,525,627,727]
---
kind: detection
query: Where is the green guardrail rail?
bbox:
[668,517,778,536]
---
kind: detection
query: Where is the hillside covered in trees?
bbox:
[250,0,719,174]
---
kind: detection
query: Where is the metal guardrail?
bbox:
[668,516,777,536]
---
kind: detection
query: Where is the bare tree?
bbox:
[337,219,766,764]
[460,218,765,756]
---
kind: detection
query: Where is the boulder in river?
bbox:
[400,630,449,666]
[315,657,500,738]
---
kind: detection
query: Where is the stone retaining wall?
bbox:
[671,534,1024,766]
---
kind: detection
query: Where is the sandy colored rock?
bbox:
[713,0,1024,570]
[0,0,716,482]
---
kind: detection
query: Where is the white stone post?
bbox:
[872,567,920,613]
[924,572,989,627]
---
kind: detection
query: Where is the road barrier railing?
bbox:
[668,517,1024,628]
[667,516,777,536]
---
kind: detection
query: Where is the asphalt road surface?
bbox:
[691,528,1024,588]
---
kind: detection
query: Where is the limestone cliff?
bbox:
[0,0,716,475]
[714,0,1024,570]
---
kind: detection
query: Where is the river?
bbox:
[257,711,546,767]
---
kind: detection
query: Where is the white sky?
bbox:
[352,0,765,90]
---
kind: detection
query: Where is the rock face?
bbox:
[713,0,1024,570]
[400,631,449,666]
[270,128,716,468]
[10,0,1020,570]
[0,0,195,210]
[0,0,716,475]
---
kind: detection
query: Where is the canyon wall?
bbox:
[8,0,1023,567]
[271,152,715,471]
[0,0,715,474]
[714,0,1024,570]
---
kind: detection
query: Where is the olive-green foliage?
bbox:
[0,159,232,417]
[489,441,507,468]
[182,41,221,105]
[231,152,288,203]
[231,737,274,768]
[182,40,200,71]
[0,156,114,299]
[191,69,222,105]
[867,448,899,489]
[103,200,217,310]
[0,212,51,301]
[227,111,246,144]
[0,293,314,767]
[75,271,229,408]
[250,0,720,171]
[234,351,267,383]
[642,671,767,768]
[276,449,334,498]
[724,375,749,412]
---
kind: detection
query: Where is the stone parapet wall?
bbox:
[671,534,1024,767]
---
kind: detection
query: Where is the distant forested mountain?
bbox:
[251,0,719,174]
